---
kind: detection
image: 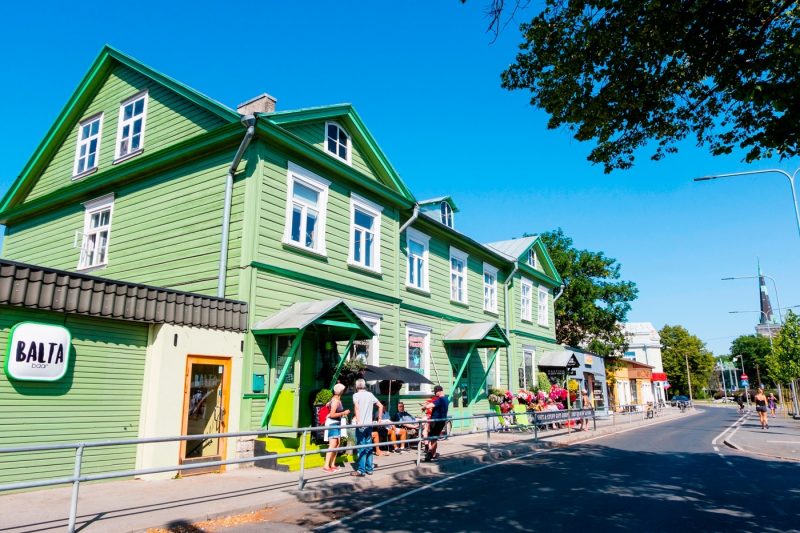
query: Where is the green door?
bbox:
[450,346,472,430]
[270,335,300,428]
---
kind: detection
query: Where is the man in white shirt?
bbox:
[352,378,384,476]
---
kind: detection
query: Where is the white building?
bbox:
[622,322,668,405]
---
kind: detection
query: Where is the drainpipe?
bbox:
[217,115,257,299]
[553,284,565,302]
[399,203,420,234]
[503,261,519,389]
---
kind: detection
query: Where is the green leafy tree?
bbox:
[766,310,800,384]
[498,1,800,172]
[730,334,773,386]
[536,228,638,357]
[660,325,715,397]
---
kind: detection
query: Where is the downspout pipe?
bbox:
[503,261,519,389]
[553,284,565,302]
[399,203,420,234]
[217,114,257,299]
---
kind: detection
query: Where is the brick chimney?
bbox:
[237,93,277,115]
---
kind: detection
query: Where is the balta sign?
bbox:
[4,322,71,382]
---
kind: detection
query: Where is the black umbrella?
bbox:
[363,364,434,384]
[363,365,435,409]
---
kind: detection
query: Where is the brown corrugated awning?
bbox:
[0,259,248,332]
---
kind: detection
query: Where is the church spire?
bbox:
[758,258,775,325]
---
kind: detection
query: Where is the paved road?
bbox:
[289,408,798,533]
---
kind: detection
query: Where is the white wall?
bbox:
[135,324,243,479]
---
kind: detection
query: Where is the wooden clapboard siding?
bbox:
[399,228,507,326]
[0,307,148,485]
[256,142,399,298]
[25,64,228,203]
[281,122,380,183]
[3,151,241,296]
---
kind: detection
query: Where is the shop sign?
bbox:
[566,354,580,368]
[585,355,593,368]
[534,409,594,423]
[4,322,71,382]
[409,336,425,348]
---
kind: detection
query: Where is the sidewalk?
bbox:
[0,408,690,533]
[723,409,800,462]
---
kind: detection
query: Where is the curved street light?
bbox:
[694,168,800,240]
[722,275,785,323]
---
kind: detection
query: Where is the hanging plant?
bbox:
[337,358,366,388]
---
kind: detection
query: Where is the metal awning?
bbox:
[251,298,374,341]
[443,322,510,347]
[538,350,581,368]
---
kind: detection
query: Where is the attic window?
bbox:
[73,114,103,177]
[440,201,453,228]
[115,91,148,160]
[527,248,537,268]
[326,122,350,164]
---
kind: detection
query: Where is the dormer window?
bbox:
[440,201,453,228]
[325,122,350,164]
[527,248,537,268]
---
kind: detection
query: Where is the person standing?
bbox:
[351,378,384,477]
[768,393,778,418]
[754,388,769,429]
[579,389,592,431]
[323,383,350,473]
[423,385,449,462]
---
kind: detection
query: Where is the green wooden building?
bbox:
[0,46,563,475]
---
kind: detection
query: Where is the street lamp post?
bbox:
[719,360,728,396]
[722,276,785,324]
[694,168,800,241]
[684,351,694,406]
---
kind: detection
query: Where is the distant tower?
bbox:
[755,259,780,338]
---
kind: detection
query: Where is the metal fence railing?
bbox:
[0,408,600,533]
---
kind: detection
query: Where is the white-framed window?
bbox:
[349,194,383,272]
[115,91,148,160]
[283,162,330,255]
[484,348,501,393]
[406,324,431,393]
[405,228,430,292]
[77,194,114,269]
[521,347,535,389]
[73,114,103,177]
[538,286,549,326]
[483,263,498,313]
[449,247,468,304]
[520,278,533,321]
[351,310,382,366]
[325,121,351,164]
[440,201,454,228]
[527,248,537,268]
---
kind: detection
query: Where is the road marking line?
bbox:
[766,440,800,444]
[318,411,695,530]
[711,412,748,446]
[316,448,547,530]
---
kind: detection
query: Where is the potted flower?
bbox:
[338,358,366,390]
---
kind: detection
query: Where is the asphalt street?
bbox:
[300,408,800,533]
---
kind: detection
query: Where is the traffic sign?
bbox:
[741,373,748,380]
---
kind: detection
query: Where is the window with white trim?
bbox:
[520,347,535,389]
[406,325,431,393]
[78,194,114,269]
[406,228,430,291]
[325,122,351,164]
[537,286,549,326]
[73,114,103,176]
[449,247,468,304]
[283,163,330,254]
[484,348,501,393]
[520,278,533,321]
[483,263,498,313]
[440,201,454,228]
[349,194,382,272]
[115,91,148,160]
[350,311,381,366]
[527,248,537,268]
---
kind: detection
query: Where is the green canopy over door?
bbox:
[251,299,374,427]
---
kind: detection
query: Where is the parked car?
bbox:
[670,395,691,407]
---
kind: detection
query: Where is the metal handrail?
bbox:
[0,408,598,533]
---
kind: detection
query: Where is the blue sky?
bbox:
[2,1,798,356]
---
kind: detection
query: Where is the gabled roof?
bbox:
[0,45,239,213]
[251,299,374,340]
[265,104,415,203]
[485,236,563,287]
[443,322,510,347]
